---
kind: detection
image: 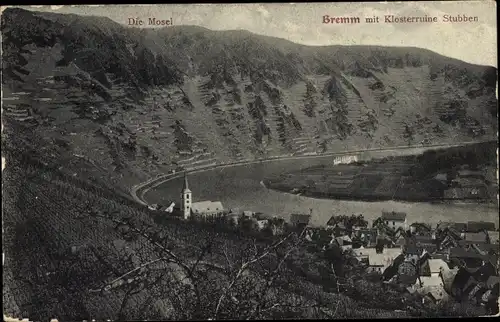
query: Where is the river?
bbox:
[143,154,499,228]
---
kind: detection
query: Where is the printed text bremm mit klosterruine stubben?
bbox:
[322,14,479,24]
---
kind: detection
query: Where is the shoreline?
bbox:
[131,141,484,206]
[262,181,497,206]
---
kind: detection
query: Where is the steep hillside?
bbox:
[2,8,497,189]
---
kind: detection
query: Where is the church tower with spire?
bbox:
[181,172,192,219]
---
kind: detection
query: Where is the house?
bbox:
[412,235,437,253]
[335,235,353,251]
[425,289,447,303]
[326,216,337,228]
[148,203,160,210]
[394,227,407,239]
[164,202,175,213]
[444,187,487,199]
[290,214,311,229]
[395,235,407,249]
[437,222,467,232]
[254,212,268,220]
[353,228,377,245]
[434,173,448,182]
[409,223,432,236]
[452,177,486,187]
[242,210,255,218]
[269,217,286,236]
[459,231,489,246]
[427,258,449,277]
[487,231,499,244]
[448,247,488,268]
[191,201,225,217]
[467,221,496,233]
[376,232,393,251]
[457,169,484,179]
[450,262,498,304]
[436,229,463,251]
[486,276,500,293]
[367,253,394,274]
[226,213,240,226]
[354,247,402,273]
[256,219,269,231]
[403,244,421,264]
[329,222,348,237]
[417,275,444,290]
[178,173,224,219]
[381,211,407,231]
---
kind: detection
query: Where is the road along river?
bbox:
[140,144,499,228]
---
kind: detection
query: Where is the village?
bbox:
[147,173,499,312]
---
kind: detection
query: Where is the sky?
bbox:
[3,2,498,67]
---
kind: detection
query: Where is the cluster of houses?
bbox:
[299,210,499,309]
[439,168,490,200]
[148,173,498,311]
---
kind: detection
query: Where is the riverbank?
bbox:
[262,180,496,205]
[262,141,497,206]
[132,142,483,206]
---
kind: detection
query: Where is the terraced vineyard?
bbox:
[265,142,497,202]
[2,8,497,192]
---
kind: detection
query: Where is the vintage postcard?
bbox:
[1,2,498,320]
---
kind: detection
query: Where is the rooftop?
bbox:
[427,259,449,274]
[419,275,444,288]
[290,214,311,225]
[410,222,432,231]
[381,211,406,221]
[368,253,395,267]
[449,247,487,260]
[326,216,342,226]
[437,222,467,232]
[467,221,496,232]
[191,201,224,214]
[486,276,500,289]
[463,232,489,244]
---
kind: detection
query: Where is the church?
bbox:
[169,173,225,220]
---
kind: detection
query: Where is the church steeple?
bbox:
[181,172,192,220]
[183,172,191,192]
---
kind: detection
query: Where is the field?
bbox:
[265,142,497,203]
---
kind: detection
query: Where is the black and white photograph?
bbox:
[1,2,498,320]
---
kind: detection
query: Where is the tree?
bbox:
[75,207,343,320]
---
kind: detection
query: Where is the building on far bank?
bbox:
[333,155,358,165]
[444,187,487,199]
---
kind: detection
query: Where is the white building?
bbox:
[381,211,407,231]
[333,155,358,165]
[180,173,192,220]
[191,200,225,216]
[179,173,224,219]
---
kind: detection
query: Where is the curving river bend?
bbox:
[143,152,499,228]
